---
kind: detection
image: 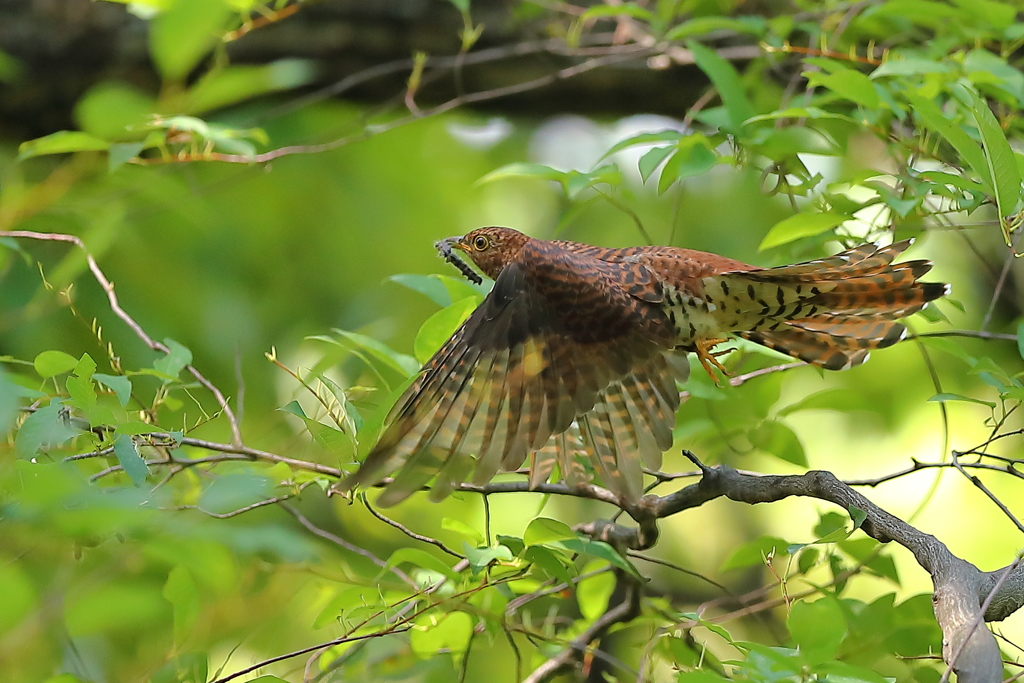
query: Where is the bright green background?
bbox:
[3,1,1024,682]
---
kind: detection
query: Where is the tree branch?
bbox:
[522,570,642,683]
[0,230,243,446]
[622,452,1023,682]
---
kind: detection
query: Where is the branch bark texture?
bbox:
[620,459,1021,683]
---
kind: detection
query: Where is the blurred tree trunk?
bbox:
[0,0,712,140]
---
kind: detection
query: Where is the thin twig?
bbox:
[360,493,463,558]
[165,482,314,519]
[1,230,243,446]
[280,503,419,589]
[951,451,1024,534]
[207,628,411,683]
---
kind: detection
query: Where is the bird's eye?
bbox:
[473,235,489,251]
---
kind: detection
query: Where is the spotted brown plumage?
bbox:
[339,227,948,506]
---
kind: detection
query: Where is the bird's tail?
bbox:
[712,240,948,370]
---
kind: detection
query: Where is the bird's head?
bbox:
[440,227,530,280]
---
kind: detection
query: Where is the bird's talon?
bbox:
[695,339,730,384]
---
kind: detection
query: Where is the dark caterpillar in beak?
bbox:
[434,239,483,285]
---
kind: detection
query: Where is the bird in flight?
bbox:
[339,227,947,506]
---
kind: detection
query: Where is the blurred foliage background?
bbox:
[2,1,1024,682]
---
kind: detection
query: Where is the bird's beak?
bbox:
[444,235,468,253]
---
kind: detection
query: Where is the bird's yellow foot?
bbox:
[695,338,730,384]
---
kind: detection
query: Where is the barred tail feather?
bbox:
[739,327,872,370]
[725,239,948,369]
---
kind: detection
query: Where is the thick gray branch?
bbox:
[624,460,1022,683]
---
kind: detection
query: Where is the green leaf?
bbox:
[442,517,485,546]
[523,545,573,584]
[578,4,656,22]
[563,164,622,198]
[163,566,200,643]
[638,145,676,183]
[524,517,575,546]
[94,373,132,407]
[870,57,952,79]
[0,367,17,433]
[1017,321,1024,361]
[15,402,79,458]
[321,330,420,378]
[848,505,867,530]
[150,0,231,81]
[721,536,789,571]
[278,401,354,456]
[550,537,643,579]
[18,131,110,161]
[813,661,891,683]
[664,16,765,41]
[64,582,168,635]
[870,0,963,28]
[686,40,754,132]
[390,272,453,307]
[414,296,480,364]
[749,420,807,466]
[109,142,146,171]
[576,560,614,621]
[778,388,868,417]
[918,170,987,195]
[0,48,23,85]
[951,0,1015,29]
[904,91,992,193]
[410,611,473,661]
[387,547,461,582]
[115,421,157,435]
[758,212,848,251]
[496,534,524,556]
[151,653,208,683]
[807,69,879,109]
[658,138,717,193]
[0,560,37,634]
[65,375,96,411]
[114,435,148,486]
[602,130,683,159]
[197,474,275,517]
[463,543,514,574]
[745,107,855,124]
[75,81,156,141]
[389,272,491,306]
[816,511,848,537]
[676,672,731,683]
[753,126,842,159]
[187,60,315,114]
[153,338,193,380]
[865,553,900,584]
[477,162,565,185]
[73,354,96,378]
[928,393,996,408]
[787,597,847,662]
[968,89,1022,243]
[33,350,78,379]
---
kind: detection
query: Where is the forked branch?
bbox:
[559,451,1022,683]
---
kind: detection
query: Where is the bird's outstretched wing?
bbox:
[339,241,682,506]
